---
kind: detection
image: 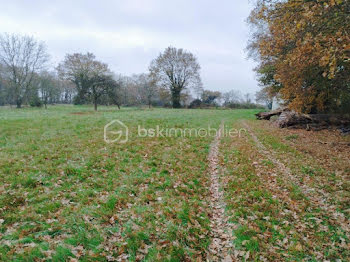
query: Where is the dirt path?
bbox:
[207,122,235,262]
[242,121,350,234]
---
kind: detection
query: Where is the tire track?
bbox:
[207,122,235,262]
[242,121,350,235]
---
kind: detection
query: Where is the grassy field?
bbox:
[0,105,349,261]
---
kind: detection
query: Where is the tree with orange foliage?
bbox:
[248,0,350,113]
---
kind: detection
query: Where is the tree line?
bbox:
[0,33,261,110]
[248,0,350,114]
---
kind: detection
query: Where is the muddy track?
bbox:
[207,122,235,262]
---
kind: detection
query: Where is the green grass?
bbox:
[218,119,349,261]
[0,105,348,261]
[0,105,257,261]
[250,121,350,217]
[285,134,299,141]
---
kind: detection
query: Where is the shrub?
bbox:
[29,96,43,107]
[189,99,202,109]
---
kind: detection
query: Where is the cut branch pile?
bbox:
[256,109,350,134]
[255,108,287,120]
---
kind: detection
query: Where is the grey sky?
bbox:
[0,0,258,95]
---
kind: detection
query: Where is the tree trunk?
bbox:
[276,111,350,129]
[16,98,22,108]
[93,94,98,111]
[75,91,85,105]
[255,108,286,120]
[172,90,181,108]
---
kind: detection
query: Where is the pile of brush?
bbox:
[255,108,350,135]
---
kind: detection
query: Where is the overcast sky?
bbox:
[0,0,258,95]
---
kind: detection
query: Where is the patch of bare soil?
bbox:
[207,122,235,262]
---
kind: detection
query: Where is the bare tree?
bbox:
[244,93,253,104]
[89,73,117,111]
[118,75,132,106]
[158,87,172,107]
[105,75,122,109]
[36,71,60,109]
[180,90,193,107]
[0,63,6,105]
[60,80,76,104]
[57,52,111,110]
[0,33,49,108]
[222,90,242,105]
[201,90,222,106]
[121,74,142,106]
[255,87,273,109]
[149,47,202,108]
[136,73,158,108]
